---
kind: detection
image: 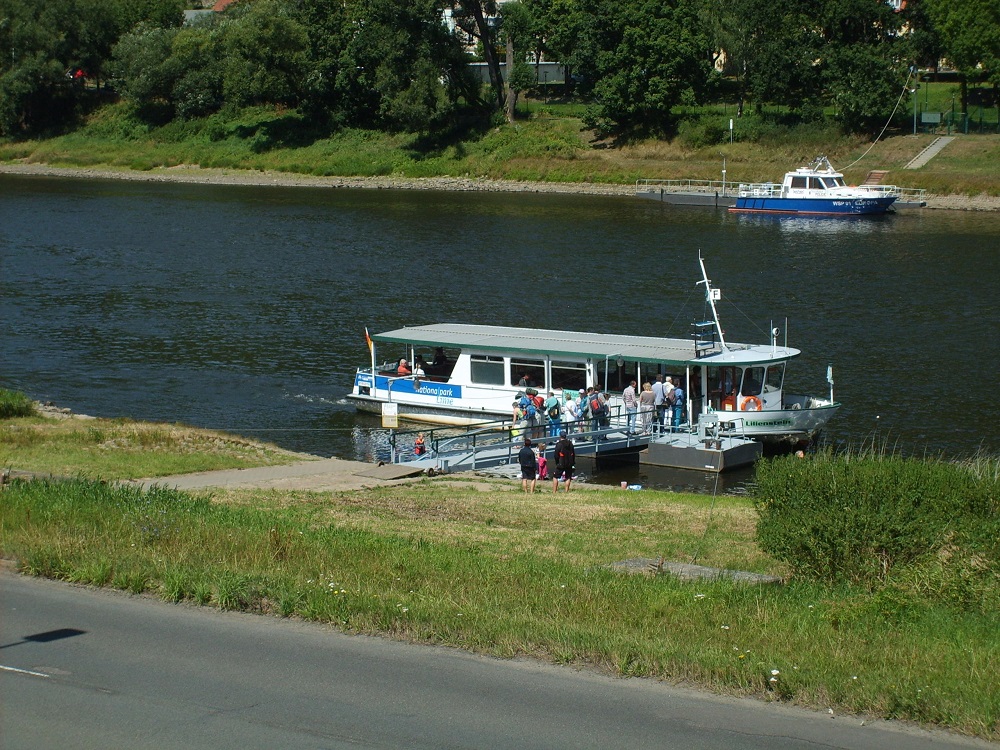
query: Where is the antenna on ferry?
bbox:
[697,253,727,351]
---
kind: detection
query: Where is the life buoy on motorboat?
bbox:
[740,395,763,411]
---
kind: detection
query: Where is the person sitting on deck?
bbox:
[397,358,411,376]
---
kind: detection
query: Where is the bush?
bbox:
[676,116,726,148]
[0,389,36,419]
[753,450,1000,594]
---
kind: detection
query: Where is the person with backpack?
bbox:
[543,390,561,437]
[584,386,601,435]
[552,430,576,492]
[517,437,537,493]
[531,392,545,438]
[670,381,686,430]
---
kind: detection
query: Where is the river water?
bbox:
[2,174,998,490]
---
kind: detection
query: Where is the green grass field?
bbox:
[1,411,997,740]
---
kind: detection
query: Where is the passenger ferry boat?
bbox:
[730,156,898,216]
[348,259,841,445]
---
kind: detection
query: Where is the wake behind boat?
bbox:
[729,156,898,215]
[348,258,840,448]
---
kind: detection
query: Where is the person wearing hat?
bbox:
[553,430,576,492]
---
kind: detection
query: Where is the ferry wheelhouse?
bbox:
[348,260,841,445]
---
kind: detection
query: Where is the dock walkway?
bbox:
[394,417,760,474]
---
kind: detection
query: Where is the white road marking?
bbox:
[0,664,51,678]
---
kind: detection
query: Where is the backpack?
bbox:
[556,440,575,467]
[547,404,560,419]
[589,395,603,414]
[526,403,537,418]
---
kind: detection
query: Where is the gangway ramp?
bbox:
[390,417,760,474]
[397,424,650,474]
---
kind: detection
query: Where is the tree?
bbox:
[814,0,907,133]
[925,0,1000,112]
[571,0,712,135]
[108,24,179,110]
[700,0,820,117]
[499,0,534,121]
[334,0,477,131]
[218,0,310,109]
[447,0,505,111]
[0,0,89,134]
[293,0,351,124]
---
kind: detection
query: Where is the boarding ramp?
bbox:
[389,417,650,473]
[388,411,761,474]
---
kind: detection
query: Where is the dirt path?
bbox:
[134,456,521,493]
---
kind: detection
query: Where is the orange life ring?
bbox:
[740,395,763,411]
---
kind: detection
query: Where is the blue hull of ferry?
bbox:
[730,196,896,216]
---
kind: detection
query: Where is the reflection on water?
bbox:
[735,213,897,235]
[2,174,999,493]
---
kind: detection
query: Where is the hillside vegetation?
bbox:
[3,101,1000,197]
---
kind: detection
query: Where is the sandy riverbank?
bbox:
[3,162,999,210]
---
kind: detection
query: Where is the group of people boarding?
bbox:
[623,374,686,435]
[513,373,686,441]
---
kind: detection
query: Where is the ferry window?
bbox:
[790,176,807,189]
[551,360,587,392]
[765,363,785,393]
[741,367,765,396]
[510,358,545,389]
[470,355,505,385]
[419,346,459,379]
[597,359,633,392]
[808,177,824,190]
[707,366,740,410]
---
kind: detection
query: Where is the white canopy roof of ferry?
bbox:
[373,324,798,366]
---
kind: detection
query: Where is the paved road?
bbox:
[1,574,991,750]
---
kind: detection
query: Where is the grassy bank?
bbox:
[2,102,999,196]
[1,411,997,740]
[0,412,309,478]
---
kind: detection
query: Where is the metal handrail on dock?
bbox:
[389,415,653,473]
[635,178,731,195]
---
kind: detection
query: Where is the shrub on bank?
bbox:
[0,389,35,419]
[753,450,1000,607]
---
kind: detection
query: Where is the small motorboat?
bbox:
[729,156,898,215]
